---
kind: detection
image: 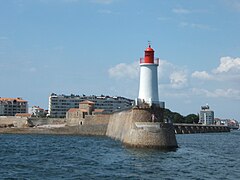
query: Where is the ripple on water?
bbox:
[0,132,240,179]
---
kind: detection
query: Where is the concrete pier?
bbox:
[174,123,230,134]
[106,107,178,149]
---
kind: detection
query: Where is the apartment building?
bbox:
[48,93,134,118]
[0,97,28,116]
[199,104,214,125]
[29,106,45,117]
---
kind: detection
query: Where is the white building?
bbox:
[137,44,164,108]
[199,105,214,125]
[215,118,239,129]
[48,93,134,118]
[0,97,28,116]
[29,106,45,117]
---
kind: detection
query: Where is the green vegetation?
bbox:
[164,109,199,124]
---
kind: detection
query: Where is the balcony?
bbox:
[140,58,159,65]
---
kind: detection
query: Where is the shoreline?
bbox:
[0,125,107,136]
[0,123,231,135]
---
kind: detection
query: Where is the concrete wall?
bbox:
[106,110,131,140]
[65,114,111,136]
[84,114,110,125]
[28,117,66,127]
[123,123,177,148]
[0,116,28,128]
[106,108,178,149]
[66,114,110,126]
[50,124,108,136]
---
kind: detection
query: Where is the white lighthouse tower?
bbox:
[137,44,162,107]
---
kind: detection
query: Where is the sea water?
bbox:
[0,131,239,179]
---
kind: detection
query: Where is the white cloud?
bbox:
[192,88,240,100]
[158,60,188,88]
[191,56,240,82]
[192,71,213,80]
[62,0,79,2]
[180,22,214,30]
[157,17,171,21]
[39,0,115,4]
[109,59,188,89]
[108,56,240,106]
[158,60,175,81]
[39,0,80,3]
[108,61,139,79]
[224,0,240,11]
[213,56,240,74]
[91,0,115,4]
[169,71,188,89]
[98,9,112,14]
[172,8,191,14]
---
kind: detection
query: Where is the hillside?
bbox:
[164,109,199,124]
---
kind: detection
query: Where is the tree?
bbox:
[184,114,199,124]
[164,109,184,123]
[173,113,184,123]
[164,108,198,124]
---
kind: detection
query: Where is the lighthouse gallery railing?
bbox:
[140,58,159,65]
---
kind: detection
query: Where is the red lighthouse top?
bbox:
[145,45,154,52]
[143,44,154,63]
[140,44,159,65]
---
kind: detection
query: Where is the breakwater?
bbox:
[106,107,177,148]
[0,110,230,141]
[174,123,230,134]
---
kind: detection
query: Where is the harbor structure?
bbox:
[0,97,28,116]
[106,44,178,148]
[65,44,178,148]
[137,44,163,107]
[199,104,214,125]
[48,93,134,118]
[66,100,105,120]
[215,118,239,130]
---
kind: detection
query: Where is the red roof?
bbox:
[79,100,95,104]
[15,113,31,117]
[79,109,88,112]
[145,45,154,52]
[68,108,79,112]
[94,109,105,113]
[0,98,27,103]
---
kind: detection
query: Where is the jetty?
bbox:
[174,123,230,134]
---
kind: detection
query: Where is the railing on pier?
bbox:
[173,123,230,134]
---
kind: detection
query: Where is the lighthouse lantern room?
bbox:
[137,44,164,108]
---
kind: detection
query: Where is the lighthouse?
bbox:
[137,44,162,107]
[107,44,177,149]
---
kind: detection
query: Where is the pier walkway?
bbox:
[173,123,230,134]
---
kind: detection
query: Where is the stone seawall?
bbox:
[0,115,109,136]
[106,110,132,140]
[28,117,66,127]
[0,109,231,148]
[65,114,111,135]
[106,108,178,149]
[0,125,107,136]
[66,114,110,126]
[0,116,28,128]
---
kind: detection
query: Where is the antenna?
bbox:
[148,40,151,47]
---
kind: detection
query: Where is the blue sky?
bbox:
[0,0,240,120]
